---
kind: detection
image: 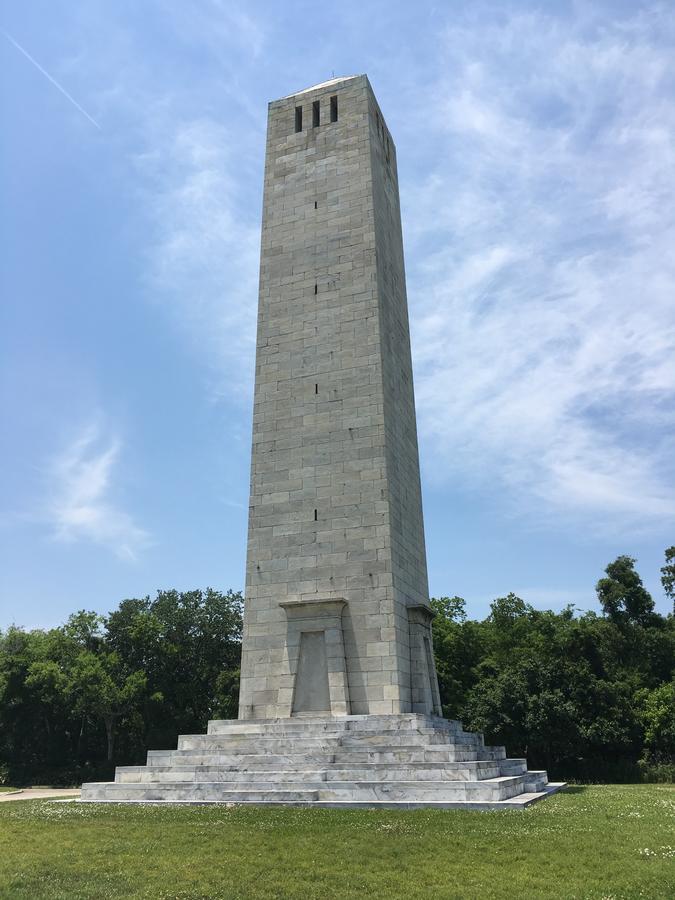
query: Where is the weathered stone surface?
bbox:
[80,714,564,807]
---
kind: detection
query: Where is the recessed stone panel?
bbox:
[292,631,330,714]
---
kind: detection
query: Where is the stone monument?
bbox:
[239,74,440,722]
[81,76,564,807]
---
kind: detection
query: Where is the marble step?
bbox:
[206,716,464,736]
[79,713,559,809]
[338,732,485,748]
[524,771,548,792]
[330,745,505,763]
[175,732,485,752]
[116,760,522,784]
[146,748,506,767]
[82,784,320,803]
[499,758,529,774]
[207,713,460,728]
[321,777,531,802]
[80,780,566,808]
[146,745,507,767]
[205,723,472,742]
[84,775,531,803]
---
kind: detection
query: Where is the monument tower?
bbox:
[239,74,441,720]
[81,77,563,806]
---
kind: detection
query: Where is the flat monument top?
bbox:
[278,75,363,101]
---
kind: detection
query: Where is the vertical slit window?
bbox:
[314,508,318,521]
[295,106,302,133]
[315,383,318,394]
[330,95,338,122]
[314,283,318,295]
[312,100,320,127]
[314,201,318,209]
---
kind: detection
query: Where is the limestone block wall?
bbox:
[367,91,440,713]
[238,75,439,719]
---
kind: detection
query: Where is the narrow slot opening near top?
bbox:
[330,95,338,122]
[295,106,302,133]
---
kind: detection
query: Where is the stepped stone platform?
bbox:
[80,715,565,809]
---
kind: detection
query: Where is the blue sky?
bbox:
[1,0,674,629]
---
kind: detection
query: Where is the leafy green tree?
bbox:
[105,588,243,751]
[431,566,673,780]
[24,659,70,738]
[661,546,675,611]
[0,626,84,776]
[596,556,655,626]
[637,680,675,765]
[431,597,484,718]
[63,611,106,653]
[68,651,147,762]
[214,668,241,720]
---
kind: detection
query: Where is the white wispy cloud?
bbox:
[74,3,265,402]
[153,1,267,62]
[404,5,675,532]
[45,423,150,560]
[135,116,260,399]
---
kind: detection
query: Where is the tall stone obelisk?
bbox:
[238,75,441,720]
[80,78,563,807]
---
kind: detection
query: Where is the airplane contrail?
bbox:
[2,30,102,130]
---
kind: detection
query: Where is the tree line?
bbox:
[432,552,674,782]
[0,589,242,785]
[0,553,673,786]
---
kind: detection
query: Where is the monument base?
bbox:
[81,715,565,808]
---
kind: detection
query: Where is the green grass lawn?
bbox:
[0,785,672,899]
